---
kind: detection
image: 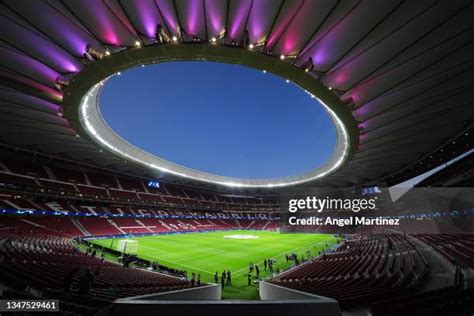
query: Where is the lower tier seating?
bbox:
[0,227,196,313]
[271,234,429,308]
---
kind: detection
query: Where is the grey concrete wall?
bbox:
[119,284,221,301]
[259,281,341,315]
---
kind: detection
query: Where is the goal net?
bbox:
[116,239,138,254]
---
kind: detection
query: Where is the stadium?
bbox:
[0,0,473,315]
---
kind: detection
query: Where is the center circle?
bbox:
[100,61,337,180]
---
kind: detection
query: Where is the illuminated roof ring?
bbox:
[63,44,359,188]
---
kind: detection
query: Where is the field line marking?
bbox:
[174,248,229,263]
[136,244,215,275]
[230,236,335,276]
[120,233,336,278]
[135,236,231,264]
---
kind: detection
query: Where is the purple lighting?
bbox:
[228,0,252,42]
[205,0,225,37]
[312,49,328,67]
[359,133,369,143]
[358,122,368,131]
[0,47,59,84]
[184,0,202,36]
[282,36,298,55]
[0,15,81,73]
[265,15,292,49]
[4,0,95,57]
[1,90,59,113]
[354,107,368,119]
[3,71,62,102]
[307,34,342,70]
[272,1,326,56]
[121,0,161,38]
[61,0,128,46]
[324,71,349,91]
[247,0,277,44]
[155,0,179,35]
[353,94,383,121]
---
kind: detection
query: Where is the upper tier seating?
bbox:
[38,179,77,192]
[117,177,144,191]
[3,159,49,178]
[76,184,109,198]
[0,172,38,187]
[0,157,279,211]
[87,173,118,188]
[49,166,87,184]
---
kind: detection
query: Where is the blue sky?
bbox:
[100,61,336,179]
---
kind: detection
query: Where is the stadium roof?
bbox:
[0,0,473,191]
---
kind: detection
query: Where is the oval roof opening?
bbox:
[100,61,337,180]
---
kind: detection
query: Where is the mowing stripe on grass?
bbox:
[91,230,338,300]
[174,248,229,263]
[136,244,216,275]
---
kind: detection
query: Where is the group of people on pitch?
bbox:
[215,270,232,287]
[246,258,277,286]
[187,258,282,289]
[190,272,201,286]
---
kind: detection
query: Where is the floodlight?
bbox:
[301,57,314,72]
[54,77,70,90]
[155,24,170,43]
[84,44,104,60]
[243,29,249,48]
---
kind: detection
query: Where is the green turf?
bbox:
[92,230,337,300]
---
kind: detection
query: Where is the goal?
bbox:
[116,239,138,254]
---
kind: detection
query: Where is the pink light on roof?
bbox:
[205,0,226,37]
[228,0,252,41]
[131,0,160,37]
[185,0,201,35]
[156,0,178,34]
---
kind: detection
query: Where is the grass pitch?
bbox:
[92,230,337,300]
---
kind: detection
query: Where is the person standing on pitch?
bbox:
[226,270,231,286]
[221,271,226,288]
[214,271,219,284]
